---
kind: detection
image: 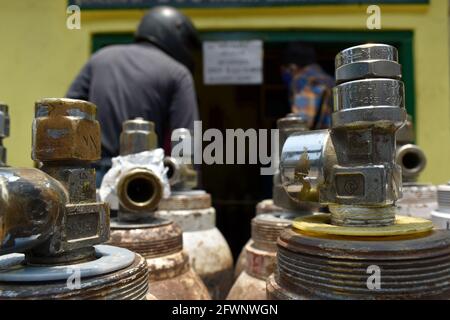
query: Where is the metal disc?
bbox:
[0,245,135,282]
[292,213,433,237]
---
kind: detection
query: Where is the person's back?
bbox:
[66,42,198,158]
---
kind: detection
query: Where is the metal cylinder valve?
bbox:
[269,44,450,301]
[281,43,406,227]
[164,128,198,191]
[0,103,10,166]
[395,115,436,219]
[0,98,149,300]
[272,113,310,212]
[396,115,427,183]
[30,98,109,262]
[117,118,164,220]
[110,120,211,300]
[120,117,157,155]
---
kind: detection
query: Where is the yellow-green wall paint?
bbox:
[1,0,449,184]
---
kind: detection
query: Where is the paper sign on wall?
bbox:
[203,40,263,85]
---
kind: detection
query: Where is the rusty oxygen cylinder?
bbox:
[230,113,315,300]
[227,213,294,300]
[0,98,149,300]
[108,119,211,300]
[157,128,234,300]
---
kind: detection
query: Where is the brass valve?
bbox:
[272,113,310,211]
[164,128,198,191]
[116,118,163,220]
[0,98,109,264]
[120,118,157,156]
[0,103,10,166]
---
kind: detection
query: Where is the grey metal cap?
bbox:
[335,43,398,68]
[333,78,405,111]
[122,117,155,132]
[335,44,401,83]
[120,118,157,155]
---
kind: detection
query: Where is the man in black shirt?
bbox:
[66,6,201,186]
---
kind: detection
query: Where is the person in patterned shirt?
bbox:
[281,42,335,129]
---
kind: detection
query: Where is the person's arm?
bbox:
[166,69,201,182]
[168,70,200,133]
[66,61,92,100]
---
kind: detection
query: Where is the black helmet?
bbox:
[135,6,201,72]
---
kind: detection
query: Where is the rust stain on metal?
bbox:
[110,220,211,300]
[0,254,149,300]
[270,227,450,300]
[228,214,291,300]
[158,193,211,211]
[227,271,267,300]
[109,221,183,259]
[0,98,149,300]
[157,193,233,300]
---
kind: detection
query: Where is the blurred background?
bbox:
[0,0,449,258]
